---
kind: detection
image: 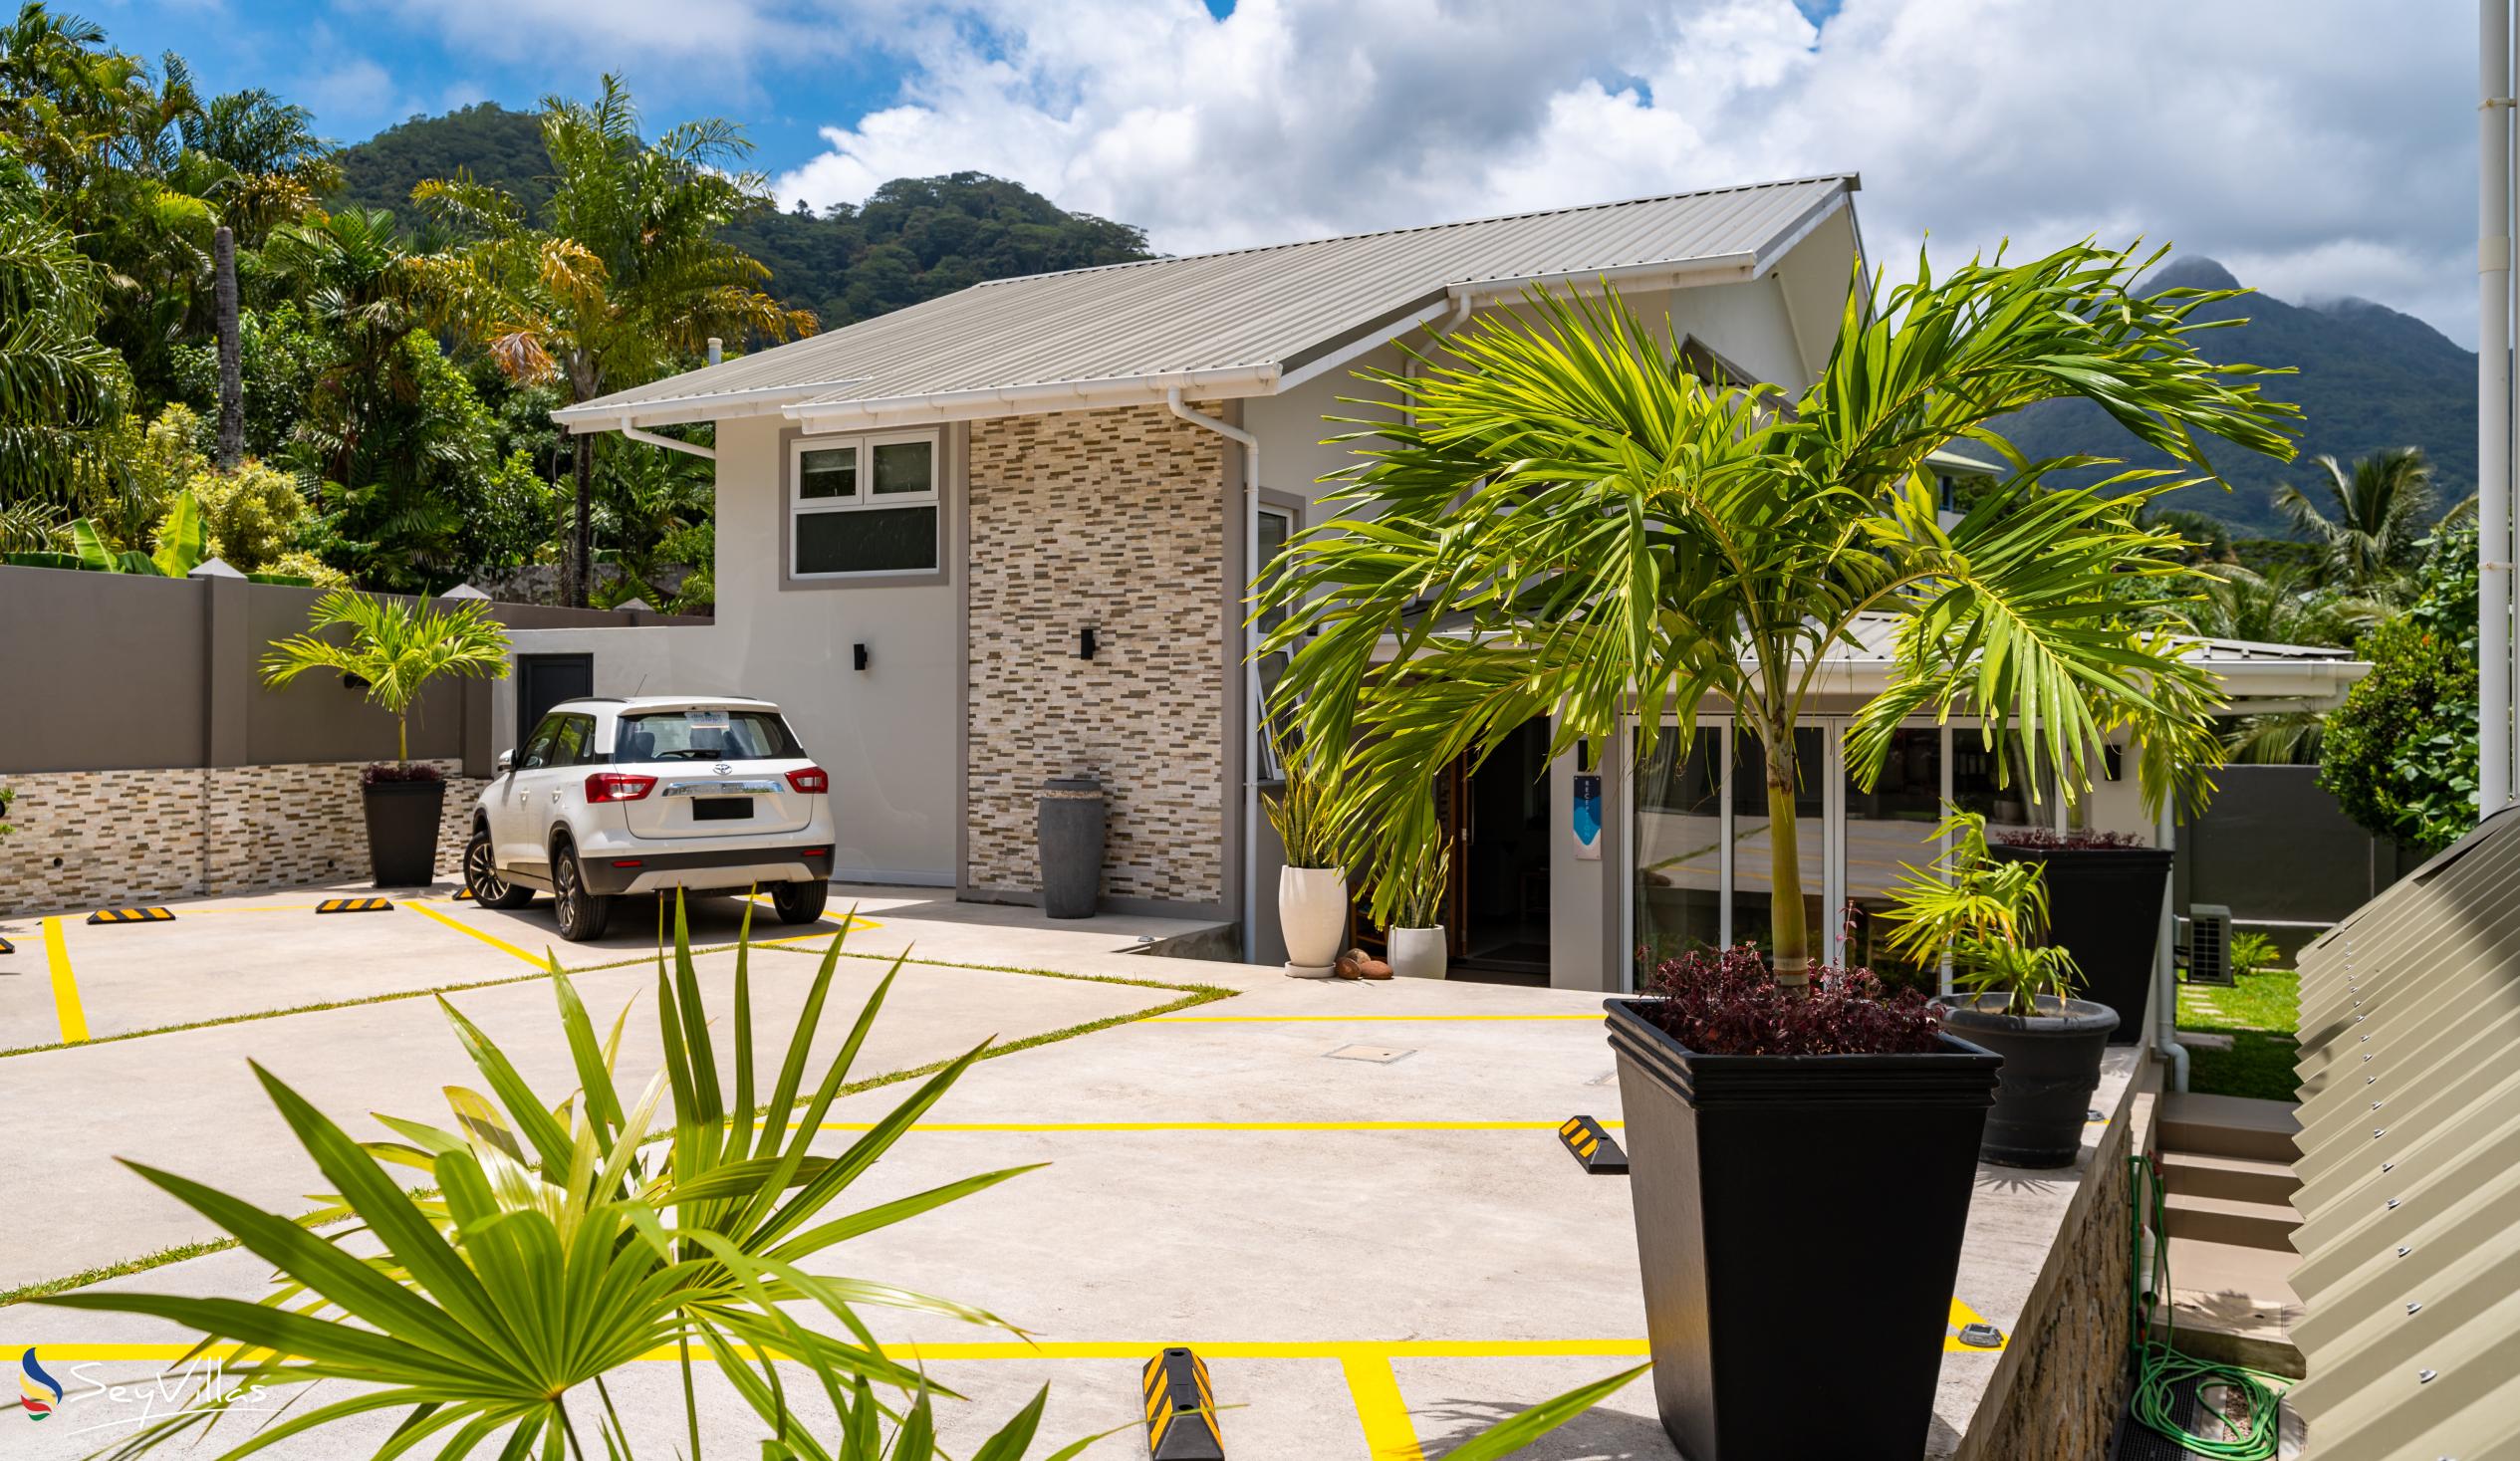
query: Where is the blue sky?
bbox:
[93,0,2477,342]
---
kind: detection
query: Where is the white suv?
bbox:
[465,695,838,941]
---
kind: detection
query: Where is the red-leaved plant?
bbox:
[362,761,446,785]
[1638,943,1944,1056]
[1988,827,2147,850]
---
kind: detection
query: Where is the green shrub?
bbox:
[2229,930,2281,976]
[2319,527,2479,854]
[185,458,314,573]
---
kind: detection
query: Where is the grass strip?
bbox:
[2176,967,2302,1102]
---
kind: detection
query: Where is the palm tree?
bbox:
[261,590,511,765]
[174,86,337,246]
[1262,244,2297,984]
[2276,446,2438,592]
[410,75,814,605]
[262,206,426,499]
[0,183,128,502]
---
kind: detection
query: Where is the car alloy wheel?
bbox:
[466,835,510,901]
[557,855,585,931]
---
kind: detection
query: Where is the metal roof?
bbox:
[2288,807,2520,1460]
[557,175,1859,430]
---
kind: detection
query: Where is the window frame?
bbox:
[787,428,944,583]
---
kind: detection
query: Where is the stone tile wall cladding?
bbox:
[965,403,1228,906]
[0,762,486,917]
[1958,1119,2135,1461]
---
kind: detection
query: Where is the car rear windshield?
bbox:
[615,709,802,762]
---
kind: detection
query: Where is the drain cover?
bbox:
[1325,1045,1413,1064]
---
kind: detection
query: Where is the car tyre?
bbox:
[464,826,535,909]
[553,843,614,942]
[771,879,830,926]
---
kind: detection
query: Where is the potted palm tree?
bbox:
[263,590,511,887]
[1885,808,2120,1166]
[1384,831,1450,980]
[1259,242,2292,1458]
[1264,739,1352,977]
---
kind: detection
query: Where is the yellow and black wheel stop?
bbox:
[87,906,175,924]
[1141,1346,1224,1459]
[0,934,13,955]
[1559,1114,1629,1174]
[317,897,395,914]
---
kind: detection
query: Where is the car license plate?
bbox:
[693,798,752,822]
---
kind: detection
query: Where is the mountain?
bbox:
[329,105,1154,328]
[1992,256,2475,537]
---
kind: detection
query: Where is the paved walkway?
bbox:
[1,881,2128,1458]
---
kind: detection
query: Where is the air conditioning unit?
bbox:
[2187,903,2234,987]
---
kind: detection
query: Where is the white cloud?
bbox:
[753,0,2475,343]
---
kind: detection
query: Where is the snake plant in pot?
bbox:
[1383,830,1451,980]
[1257,239,2290,1457]
[1886,808,2119,1167]
[1264,738,1354,977]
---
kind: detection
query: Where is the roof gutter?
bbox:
[553,376,875,433]
[1444,251,1761,309]
[786,364,1281,434]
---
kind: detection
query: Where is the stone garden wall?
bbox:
[0,762,486,917]
[1954,1096,2138,1461]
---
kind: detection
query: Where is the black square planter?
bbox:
[361,778,446,888]
[1606,999,2000,1460]
[1986,845,2172,1043]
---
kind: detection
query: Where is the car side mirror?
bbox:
[495,749,515,774]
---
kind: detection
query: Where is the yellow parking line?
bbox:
[816,1119,1623,1133]
[1166,1014,1597,1025]
[21,1338,1656,1363]
[42,917,88,1044]
[1342,1353,1424,1460]
[402,901,548,969]
[18,1331,1997,1369]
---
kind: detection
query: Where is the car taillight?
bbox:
[585,772,657,803]
[786,766,829,794]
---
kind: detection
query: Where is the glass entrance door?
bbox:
[1629,717,2064,993]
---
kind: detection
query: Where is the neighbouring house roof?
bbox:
[1375,609,2367,708]
[2288,808,2520,1460]
[555,174,1861,433]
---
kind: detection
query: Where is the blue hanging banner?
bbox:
[1571,772,1602,860]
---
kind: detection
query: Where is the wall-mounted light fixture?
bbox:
[1079,627,1099,660]
[852,642,870,672]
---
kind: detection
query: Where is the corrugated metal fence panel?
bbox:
[2288,807,2520,1460]
[577,176,1853,418]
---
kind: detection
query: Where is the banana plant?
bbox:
[59,487,209,577]
[42,897,1067,1459]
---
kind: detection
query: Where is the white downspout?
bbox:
[1167,388,1264,962]
[2156,794,2188,1094]
[2482,0,2515,816]
[620,417,716,461]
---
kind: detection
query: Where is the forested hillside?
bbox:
[332,105,1153,324]
[1995,257,2475,535]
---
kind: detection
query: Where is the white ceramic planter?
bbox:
[1387,925,1448,980]
[1278,864,1350,975]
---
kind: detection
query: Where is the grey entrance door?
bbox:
[516,653,594,748]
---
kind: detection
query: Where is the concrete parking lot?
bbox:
[0,882,2070,1458]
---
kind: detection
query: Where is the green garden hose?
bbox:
[2126,1153,2291,1460]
